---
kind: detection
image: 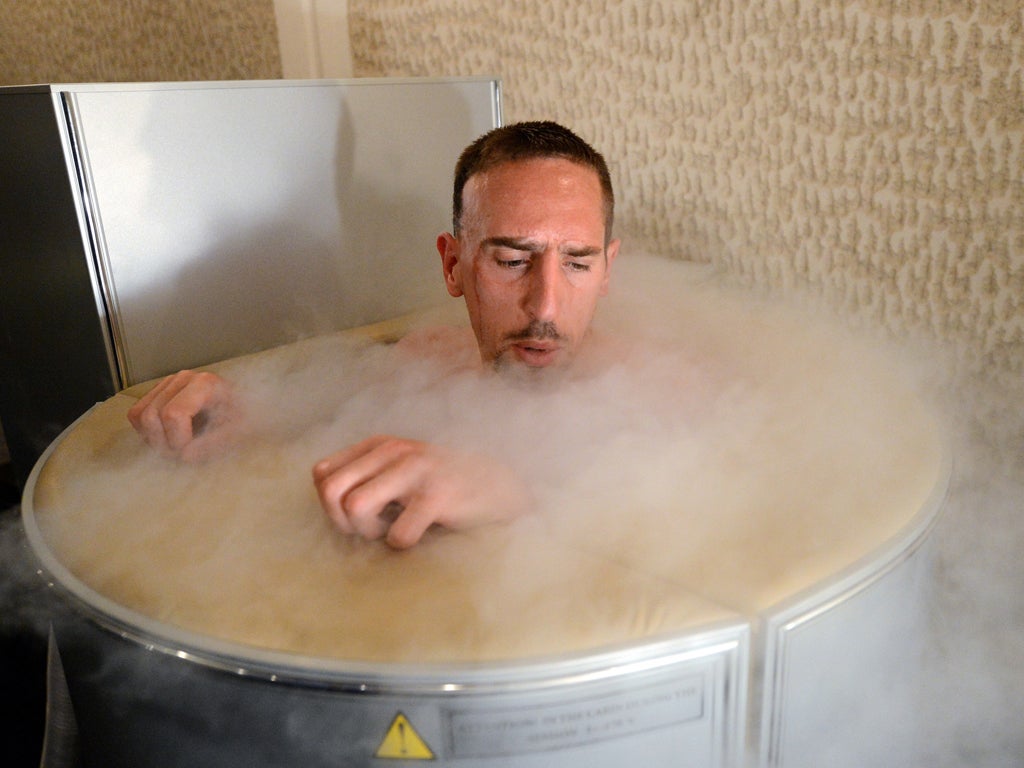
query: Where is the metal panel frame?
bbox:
[0,88,117,484]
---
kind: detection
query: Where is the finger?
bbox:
[313,439,425,540]
[128,373,195,451]
[126,376,172,430]
[386,500,438,550]
[311,436,394,533]
[126,373,181,431]
[340,457,427,540]
[311,435,392,483]
[159,372,224,451]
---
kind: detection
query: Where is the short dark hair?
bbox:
[451,121,615,244]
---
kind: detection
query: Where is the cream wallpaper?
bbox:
[348,1,1023,392]
[0,0,280,84]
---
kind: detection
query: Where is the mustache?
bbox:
[504,321,565,343]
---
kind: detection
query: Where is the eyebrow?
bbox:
[482,236,603,258]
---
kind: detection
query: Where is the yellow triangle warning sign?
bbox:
[374,712,435,760]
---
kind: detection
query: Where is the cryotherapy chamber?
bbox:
[6,80,949,767]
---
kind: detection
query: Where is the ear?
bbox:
[600,238,620,297]
[437,232,464,298]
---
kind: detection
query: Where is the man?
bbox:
[128,121,620,548]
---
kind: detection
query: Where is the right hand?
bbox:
[312,435,532,549]
[126,370,236,461]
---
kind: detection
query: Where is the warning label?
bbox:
[374,713,435,760]
[445,675,704,758]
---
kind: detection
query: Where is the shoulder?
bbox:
[395,326,480,371]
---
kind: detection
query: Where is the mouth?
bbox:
[499,321,567,370]
[509,340,562,367]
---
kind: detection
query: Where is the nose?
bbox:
[522,253,563,322]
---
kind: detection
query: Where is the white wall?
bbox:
[273,0,353,78]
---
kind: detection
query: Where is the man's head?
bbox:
[451,121,615,245]
[438,122,620,379]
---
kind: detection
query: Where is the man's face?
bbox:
[437,157,619,378]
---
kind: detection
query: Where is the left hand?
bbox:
[126,370,238,461]
[311,435,531,549]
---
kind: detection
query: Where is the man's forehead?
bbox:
[462,160,604,219]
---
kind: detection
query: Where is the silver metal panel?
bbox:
[65,78,500,385]
[44,619,747,767]
[755,460,949,768]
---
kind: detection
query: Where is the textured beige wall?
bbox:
[349,1,1023,390]
[0,0,280,84]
